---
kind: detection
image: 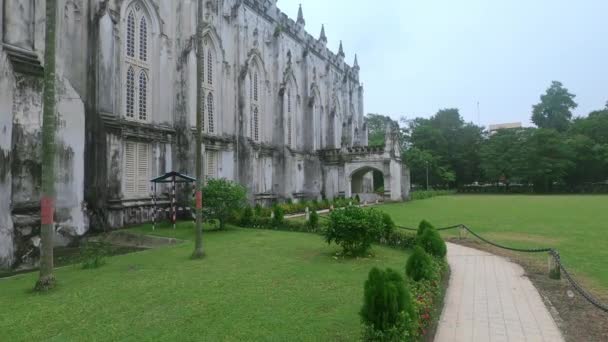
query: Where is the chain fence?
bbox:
[315,211,607,312]
[397,222,608,313]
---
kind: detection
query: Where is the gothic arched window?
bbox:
[127,12,135,58]
[287,89,292,147]
[124,3,151,122]
[138,71,148,121]
[126,67,135,118]
[207,92,214,134]
[201,36,217,134]
[139,16,148,61]
[249,64,262,142]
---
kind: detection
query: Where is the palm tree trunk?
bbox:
[35,0,58,291]
[192,0,205,259]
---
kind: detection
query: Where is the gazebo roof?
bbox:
[150,171,196,183]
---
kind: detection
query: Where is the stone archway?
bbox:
[349,165,384,203]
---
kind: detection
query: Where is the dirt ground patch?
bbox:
[448,238,608,342]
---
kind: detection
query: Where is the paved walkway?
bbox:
[435,243,563,342]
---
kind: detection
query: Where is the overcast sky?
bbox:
[278,0,608,128]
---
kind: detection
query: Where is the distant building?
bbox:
[488,122,522,134]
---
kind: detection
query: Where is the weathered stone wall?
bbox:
[1,0,88,269]
[0,0,409,269]
[0,49,16,269]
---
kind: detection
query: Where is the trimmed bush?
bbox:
[240,206,254,227]
[417,220,434,238]
[272,206,285,227]
[381,212,395,239]
[202,179,247,229]
[418,225,447,258]
[406,246,433,281]
[307,209,319,230]
[324,206,384,256]
[383,230,417,250]
[410,190,455,200]
[360,268,417,341]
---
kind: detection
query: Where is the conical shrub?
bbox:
[406,246,433,281]
[418,225,447,258]
[360,267,415,332]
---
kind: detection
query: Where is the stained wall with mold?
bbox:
[0,0,88,270]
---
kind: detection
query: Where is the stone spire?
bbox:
[353,54,359,70]
[338,40,345,58]
[297,4,305,27]
[319,24,327,44]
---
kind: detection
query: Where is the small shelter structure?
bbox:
[150,171,197,230]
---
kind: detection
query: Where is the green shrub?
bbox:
[202,179,247,229]
[381,212,395,239]
[418,225,447,258]
[354,194,361,204]
[406,246,434,282]
[383,230,417,249]
[417,220,434,238]
[80,242,109,269]
[411,190,455,201]
[409,257,448,337]
[240,206,254,227]
[272,206,285,227]
[307,209,319,230]
[360,268,417,341]
[324,207,384,256]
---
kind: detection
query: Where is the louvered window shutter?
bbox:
[137,143,149,195]
[125,142,137,196]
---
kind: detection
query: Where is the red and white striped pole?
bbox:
[152,182,157,231]
[172,175,176,230]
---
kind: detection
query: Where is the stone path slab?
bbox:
[435,243,563,342]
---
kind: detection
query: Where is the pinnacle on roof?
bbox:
[338,40,345,57]
[319,24,327,42]
[354,54,359,69]
[297,4,305,26]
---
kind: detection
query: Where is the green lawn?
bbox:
[378,195,608,292]
[0,225,410,341]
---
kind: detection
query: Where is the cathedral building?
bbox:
[0,0,409,270]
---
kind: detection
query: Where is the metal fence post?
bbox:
[459,225,468,240]
[549,250,561,280]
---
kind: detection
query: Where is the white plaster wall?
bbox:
[55,78,87,240]
[0,51,15,269]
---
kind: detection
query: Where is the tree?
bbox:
[365,114,399,147]
[519,129,574,192]
[563,134,605,186]
[202,179,247,230]
[192,0,205,259]
[35,0,58,292]
[570,109,608,145]
[480,129,522,185]
[404,109,483,187]
[532,81,577,132]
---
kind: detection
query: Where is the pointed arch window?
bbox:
[248,66,262,142]
[138,71,148,121]
[207,92,215,134]
[287,89,293,147]
[253,73,259,101]
[126,67,135,118]
[253,107,259,141]
[124,3,151,122]
[201,36,217,134]
[207,50,213,85]
[139,16,148,61]
[127,11,135,58]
